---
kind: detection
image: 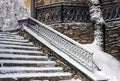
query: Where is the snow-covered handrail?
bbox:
[26,17,94,71]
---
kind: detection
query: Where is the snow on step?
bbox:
[32,80,81,81]
[0,41,33,46]
[0,60,56,67]
[0,38,28,43]
[0,32,18,35]
[0,67,63,73]
[0,33,22,38]
[0,49,43,54]
[0,32,73,81]
[0,54,48,60]
[0,72,71,80]
[60,79,82,81]
[30,80,49,81]
[0,35,23,39]
[0,34,19,37]
[0,44,39,50]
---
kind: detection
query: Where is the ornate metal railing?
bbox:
[101,2,120,22]
[34,2,120,24]
[36,2,90,24]
[24,17,94,71]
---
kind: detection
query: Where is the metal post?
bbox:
[61,2,64,23]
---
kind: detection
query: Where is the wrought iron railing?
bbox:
[101,2,120,22]
[23,17,94,71]
[36,2,90,24]
[34,1,120,24]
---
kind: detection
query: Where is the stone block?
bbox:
[64,29,74,35]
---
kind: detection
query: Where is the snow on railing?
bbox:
[26,17,94,71]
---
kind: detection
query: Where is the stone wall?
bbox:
[50,23,94,44]
[105,21,120,60]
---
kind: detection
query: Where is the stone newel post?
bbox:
[88,0,105,51]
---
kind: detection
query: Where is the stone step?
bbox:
[60,79,82,81]
[0,38,28,43]
[0,54,48,61]
[0,36,23,39]
[0,72,71,80]
[0,60,56,67]
[0,32,18,35]
[31,80,49,81]
[0,34,19,37]
[60,80,81,81]
[0,41,33,46]
[0,31,73,81]
[31,80,76,81]
[31,80,79,81]
[0,67,63,73]
[0,44,39,50]
[0,49,43,55]
[0,53,43,56]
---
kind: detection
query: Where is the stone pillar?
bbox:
[88,0,105,51]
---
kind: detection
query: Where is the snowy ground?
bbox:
[85,44,120,81]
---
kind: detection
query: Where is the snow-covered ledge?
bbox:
[22,17,107,81]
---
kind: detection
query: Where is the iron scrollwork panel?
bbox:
[63,6,90,23]
[35,3,91,24]
[101,2,120,21]
[37,6,61,24]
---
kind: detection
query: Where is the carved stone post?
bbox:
[88,0,105,51]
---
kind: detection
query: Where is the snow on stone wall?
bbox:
[0,0,28,31]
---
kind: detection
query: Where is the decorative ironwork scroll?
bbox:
[37,5,61,24]
[34,1,120,24]
[36,2,90,24]
[27,17,94,71]
[63,5,90,23]
[101,2,120,21]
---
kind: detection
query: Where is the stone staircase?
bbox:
[0,32,72,81]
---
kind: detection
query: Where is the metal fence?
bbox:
[35,2,90,24]
[101,2,120,22]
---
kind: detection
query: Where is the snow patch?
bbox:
[84,44,120,81]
